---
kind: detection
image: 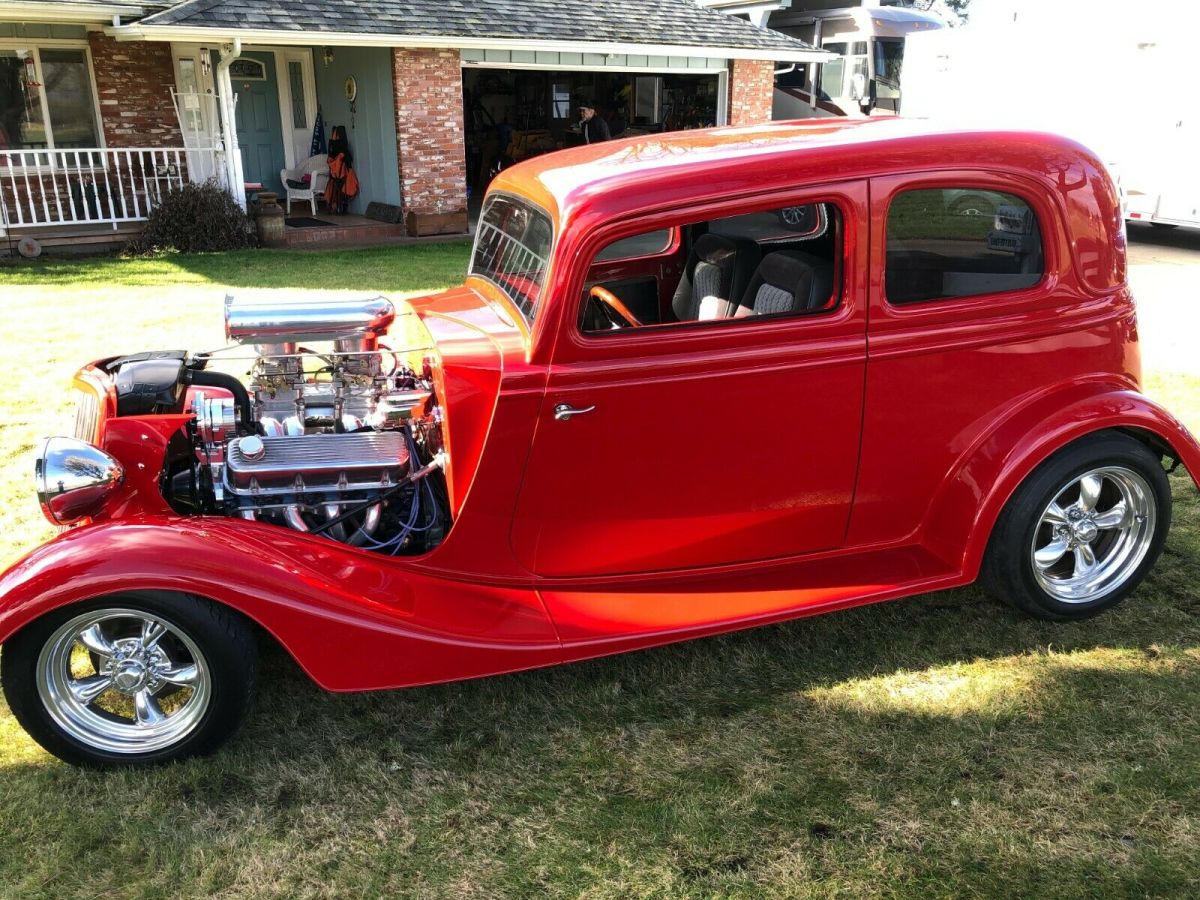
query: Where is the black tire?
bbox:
[981,432,1171,621]
[1,591,256,767]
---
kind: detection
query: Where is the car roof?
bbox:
[491,117,1103,225]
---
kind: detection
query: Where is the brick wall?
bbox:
[88,33,182,147]
[727,58,775,127]
[391,47,468,234]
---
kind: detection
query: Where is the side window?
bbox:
[582,203,842,334]
[594,229,673,262]
[885,188,1044,304]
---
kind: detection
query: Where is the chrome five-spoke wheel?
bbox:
[37,608,211,755]
[2,593,256,766]
[1031,467,1155,603]
[983,432,1171,621]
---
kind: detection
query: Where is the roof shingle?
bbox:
[137,0,818,57]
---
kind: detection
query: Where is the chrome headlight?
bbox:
[35,437,125,527]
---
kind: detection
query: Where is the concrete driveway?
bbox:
[1127,222,1200,376]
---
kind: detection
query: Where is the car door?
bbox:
[511,181,869,578]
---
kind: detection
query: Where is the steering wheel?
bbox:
[589,285,642,329]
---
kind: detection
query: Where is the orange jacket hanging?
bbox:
[325,154,360,205]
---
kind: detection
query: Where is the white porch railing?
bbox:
[0,146,226,234]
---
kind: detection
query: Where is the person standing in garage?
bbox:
[580,103,611,143]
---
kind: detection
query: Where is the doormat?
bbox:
[285,217,335,228]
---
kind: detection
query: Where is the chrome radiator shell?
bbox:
[224,432,409,496]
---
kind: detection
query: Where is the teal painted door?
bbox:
[233,52,285,195]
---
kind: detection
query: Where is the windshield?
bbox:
[469,194,554,323]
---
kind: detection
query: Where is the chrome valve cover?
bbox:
[224,432,409,496]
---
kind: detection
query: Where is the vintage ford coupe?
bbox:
[3,119,1199,766]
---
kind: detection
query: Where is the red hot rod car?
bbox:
[3,119,1199,766]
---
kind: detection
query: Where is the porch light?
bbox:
[200,49,211,76]
[323,47,335,67]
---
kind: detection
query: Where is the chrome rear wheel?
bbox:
[1030,466,1156,603]
[982,432,1171,621]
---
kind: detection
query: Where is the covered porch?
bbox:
[169,39,415,242]
[0,19,411,250]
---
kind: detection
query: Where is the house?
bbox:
[0,0,824,251]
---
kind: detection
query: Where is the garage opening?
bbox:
[463,68,722,199]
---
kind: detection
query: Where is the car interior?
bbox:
[582,203,843,332]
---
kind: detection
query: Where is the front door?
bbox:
[512,182,869,578]
[233,51,284,194]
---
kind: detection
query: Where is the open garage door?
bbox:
[462,58,725,199]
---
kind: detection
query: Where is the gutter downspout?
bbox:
[215,38,247,210]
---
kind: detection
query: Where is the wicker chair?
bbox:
[280,154,330,215]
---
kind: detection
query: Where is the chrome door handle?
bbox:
[554,403,595,421]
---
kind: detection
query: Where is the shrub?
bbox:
[125,180,257,255]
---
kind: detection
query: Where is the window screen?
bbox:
[885,188,1044,304]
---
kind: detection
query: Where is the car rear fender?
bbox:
[0,519,559,692]
[921,383,1200,578]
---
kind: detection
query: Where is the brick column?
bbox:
[88,33,182,147]
[392,48,469,236]
[727,58,775,127]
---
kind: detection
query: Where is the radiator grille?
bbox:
[71,387,101,443]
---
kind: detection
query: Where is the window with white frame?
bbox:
[0,44,102,153]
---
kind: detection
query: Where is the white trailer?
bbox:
[900,1,1200,230]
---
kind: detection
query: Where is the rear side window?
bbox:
[885,188,1044,304]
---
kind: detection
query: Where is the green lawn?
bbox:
[1,248,1199,898]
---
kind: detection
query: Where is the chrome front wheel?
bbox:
[36,609,212,755]
[1030,467,1156,604]
[3,593,256,767]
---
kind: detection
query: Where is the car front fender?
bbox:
[0,518,559,692]
[922,383,1200,578]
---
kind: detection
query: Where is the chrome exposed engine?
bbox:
[177,295,447,554]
